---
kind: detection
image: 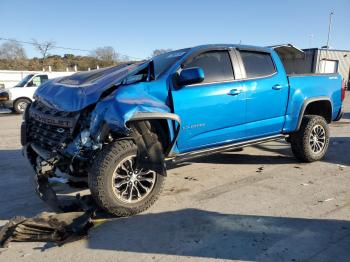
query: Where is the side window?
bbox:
[240,51,276,78]
[39,75,49,84]
[183,51,234,83]
[31,75,48,87]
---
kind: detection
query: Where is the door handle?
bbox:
[228,89,241,96]
[272,84,283,90]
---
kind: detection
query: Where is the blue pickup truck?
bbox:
[21,44,345,216]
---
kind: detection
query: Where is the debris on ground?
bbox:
[337,164,346,171]
[0,211,94,248]
[184,176,198,181]
[256,166,264,173]
[0,123,163,248]
[0,170,104,248]
[294,166,302,169]
[318,198,335,203]
[300,181,314,186]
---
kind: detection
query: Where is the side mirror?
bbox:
[178,67,204,86]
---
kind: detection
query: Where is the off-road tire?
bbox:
[290,115,330,162]
[88,122,165,217]
[13,98,31,114]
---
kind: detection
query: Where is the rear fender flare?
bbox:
[296,96,332,130]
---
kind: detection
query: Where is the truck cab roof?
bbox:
[188,44,273,53]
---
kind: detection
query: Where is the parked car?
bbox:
[0,72,73,113]
[21,44,345,216]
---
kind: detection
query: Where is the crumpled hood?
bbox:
[34,64,139,112]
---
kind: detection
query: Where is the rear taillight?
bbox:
[341,79,346,102]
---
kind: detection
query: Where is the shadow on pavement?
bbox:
[87,208,350,261]
[342,112,350,120]
[253,137,350,167]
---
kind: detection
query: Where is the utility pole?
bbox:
[323,10,334,72]
[326,11,334,49]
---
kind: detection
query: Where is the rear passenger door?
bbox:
[171,50,247,152]
[237,50,289,138]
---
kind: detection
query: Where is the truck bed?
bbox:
[282,73,343,132]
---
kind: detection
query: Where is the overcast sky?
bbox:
[1,0,349,59]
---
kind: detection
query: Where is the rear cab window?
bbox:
[239,51,276,78]
[183,51,234,83]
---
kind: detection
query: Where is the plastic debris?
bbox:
[0,211,93,248]
[318,198,335,203]
[301,181,314,186]
[184,176,198,181]
[337,164,346,171]
[256,167,264,173]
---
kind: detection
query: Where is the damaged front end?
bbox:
[21,100,107,210]
[3,49,188,247]
[21,60,179,212]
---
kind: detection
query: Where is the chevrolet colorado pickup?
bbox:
[21,44,345,216]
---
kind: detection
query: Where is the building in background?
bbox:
[281,47,350,88]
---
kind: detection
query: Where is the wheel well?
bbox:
[14,97,32,104]
[126,119,171,155]
[149,119,171,153]
[303,100,332,123]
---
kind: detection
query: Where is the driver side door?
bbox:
[171,50,247,152]
[25,74,49,99]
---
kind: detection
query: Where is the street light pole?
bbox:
[326,11,334,49]
[324,10,334,72]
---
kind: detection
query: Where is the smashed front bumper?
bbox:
[21,102,95,212]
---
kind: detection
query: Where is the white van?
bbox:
[0,72,73,113]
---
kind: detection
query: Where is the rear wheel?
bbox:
[14,98,31,114]
[89,124,165,217]
[290,115,330,162]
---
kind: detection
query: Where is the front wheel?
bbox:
[88,139,165,217]
[290,115,330,162]
[13,98,31,114]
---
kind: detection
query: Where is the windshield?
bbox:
[15,74,34,87]
[152,49,189,78]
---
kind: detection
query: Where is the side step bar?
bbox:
[166,134,286,165]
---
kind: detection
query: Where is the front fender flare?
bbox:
[128,112,181,156]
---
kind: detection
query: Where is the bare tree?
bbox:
[91,46,119,62]
[150,48,173,57]
[32,39,56,66]
[0,40,27,60]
